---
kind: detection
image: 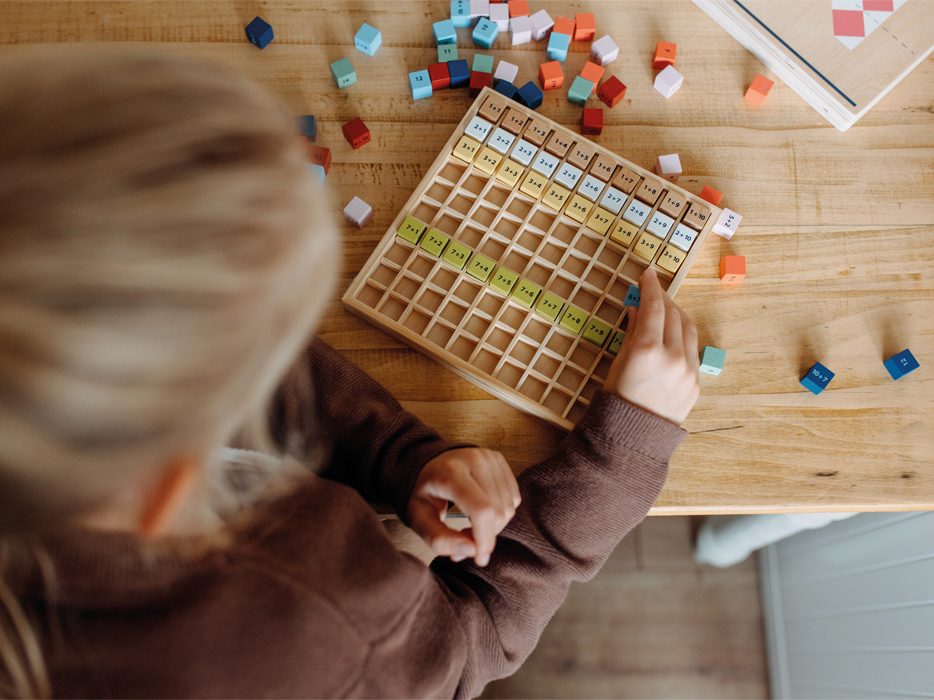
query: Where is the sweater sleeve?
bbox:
[268,338,471,519]
[428,390,685,698]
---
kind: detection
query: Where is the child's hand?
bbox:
[604,267,700,425]
[407,447,520,566]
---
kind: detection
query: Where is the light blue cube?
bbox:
[433,18,457,45]
[699,346,727,376]
[567,76,594,106]
[451,0,471,28]
[354,23,382,56]
[438,44,459,62]
[330,58,357,89]
[472,53,494,73]
[883,349,919,380]
[472,18,499,49]
[547,32,571,62]
[306,163,326,183]
[801,362,834,394]
[409,69,433,100]
[623,284,640,307]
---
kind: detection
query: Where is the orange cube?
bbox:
[719,255,746,284]
[508,0,529,18]
[580,60,605,85]
[574,13,596,41]
[653,41,677,69]
[699,185,724,206]
[539,60,564,90]
[744,74,774,106]
[553,16,575,36]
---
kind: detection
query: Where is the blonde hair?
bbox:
[0,45,339,696]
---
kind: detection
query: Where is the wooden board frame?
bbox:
[343,87,721,430]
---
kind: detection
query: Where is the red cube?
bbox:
[581,107,604,135]
[342,117,370,150]
[428,62,451,90]
[469,71,493,97]
[308,145,331,173]
[597,76,627,108]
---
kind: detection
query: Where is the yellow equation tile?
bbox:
[656,244,685,274]
[586,207,615,235]
[632,232,661,262]
[442,239,472,270]
[495,159,524,188]
[490,266,519,294]
[519,170,548,199]
[565,194,593,223]
[466,253,495,282]
[610,219,639,248]
[559,304,587,336]
[474,147,503,175]
[420,227,450,257]
[535,291,565,322]
[582,317,612,347]
[453,136,482,164]
[511,277,543,309]
[541,183,572,212]
[397,215,428,244]
[608,330,625,356]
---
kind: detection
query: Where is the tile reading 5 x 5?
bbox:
[343,88,721,429]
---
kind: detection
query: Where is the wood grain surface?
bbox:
[2,1,932,514]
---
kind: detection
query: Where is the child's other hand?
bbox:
[407,447,520,567]
[604,267,700,425]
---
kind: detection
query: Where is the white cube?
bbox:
[590,34,619,66]
[655,153,682,182]
[654,65,683,99]
[343,196,373,228]
[713,208,742,239]
[509,16,532,45]
[529,9,554,41]
[489,3,509,31]
[493,60,519,84]
[470,0,490,18]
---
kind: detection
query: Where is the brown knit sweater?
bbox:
[18,339,684,698]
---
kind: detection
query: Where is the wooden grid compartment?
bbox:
[343,87,722,430]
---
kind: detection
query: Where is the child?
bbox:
[0,45,699,699]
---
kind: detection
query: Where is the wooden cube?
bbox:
[653,41,677,69]
[342,117,370,149]
[529,9,554,40]
[343,196,373,228]
[547,32,571,62]
[597,76,627,108]
[509,16,532,45]
[428,63,451,90]
[508,0,529,17]
[699,184,724,206]
[330,58,357,89]
[745,74,774,106]
[308,145,331,173]
[700,346,727,376]
[297,115,316,142]
[516,81,543,109]
[354,22,382,56]
[245,16,274,49]
[654,153,682,182]
[719,255,746,284]
[884,349,920,380]
[447,59,471,88]
[623,284,640,307]
[469,70,493,97]
[493,60,518,84]
[581,107,604,135]
[433,18,457,45]
[472,18,499,49]
[801,362,834,394]
[553,16,575,36]
[713,208,742,239]
[590,35,619,66]
[539,60,564,90]
[653,65,683,98]
[579,61,605,85]
[490,3,510,31]
[574,13,596,41]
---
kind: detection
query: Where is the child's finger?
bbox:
[682,313,700,371]
[407,497,476,559]
[634,267,665,343]
[662,293,683,352]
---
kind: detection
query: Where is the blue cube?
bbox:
[306,163,326,183]
[493,80,518,100]
[547,32,571,62]
[801,362,834,395]
[297,115,316,141]
[451,0,471,28]
[433,19,457,45]
[623,284,640,307]
[472,18,499,49]
[354,23,382,56]
[516,81,543,110]
[330,58,357,88]
[883,349,919,380]
[245,16,274,49]
[699,346,727,376]
[409,69,433,100]
[448,59,470,88]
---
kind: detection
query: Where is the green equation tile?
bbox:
[608,330,625,356]
[397,215,428,244]
[583,317,612,347]
[535,291,565,322]
[466,253,495,282]
[559,305,587,335]
[511,278,542,309]
[442,239,472,270]
[419,227,450,257]
[490,266,519,294]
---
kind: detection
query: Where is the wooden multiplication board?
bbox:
[343,88,721,429]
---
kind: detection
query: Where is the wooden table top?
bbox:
[3,1,931,514]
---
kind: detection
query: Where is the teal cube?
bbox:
[438,44,459,62]
[354,23,382,56]
[330,58,357,89]
[433,19,457,45]
[472,53,494,74]
[409,69,433,100]
[568,75,594,106]
[306,163,326,183]
[451,0,471,28]
[699,346,726,376]
[472,18,499,49]
[547,32,571,62]
[623,284,640,307]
